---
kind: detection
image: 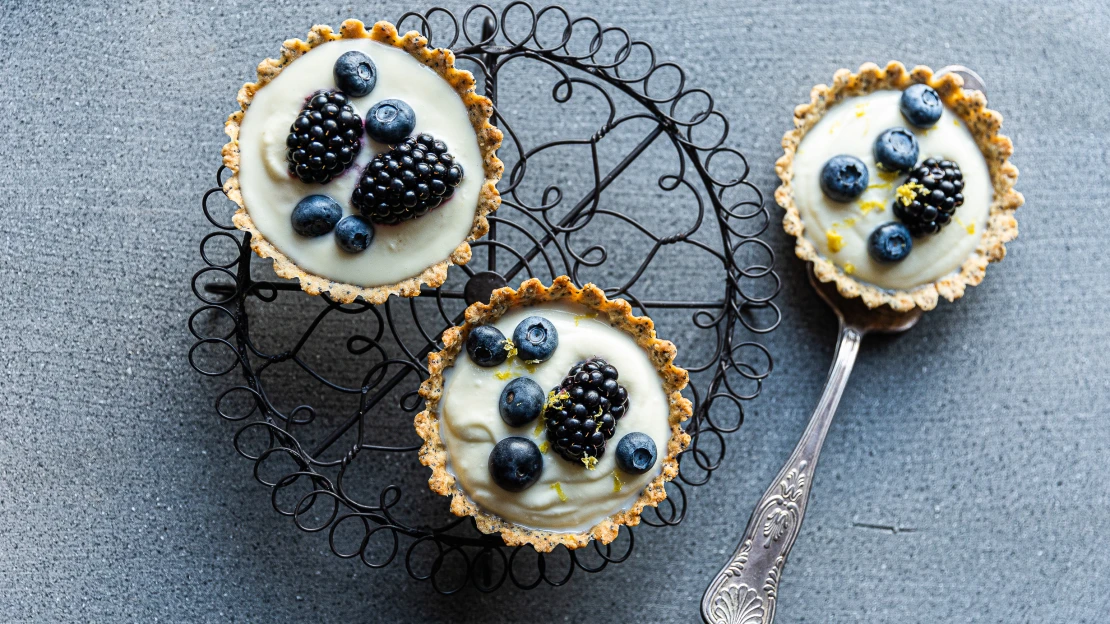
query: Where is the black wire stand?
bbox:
[189,3,781,594]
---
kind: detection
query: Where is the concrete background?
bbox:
[2,0,1108,622]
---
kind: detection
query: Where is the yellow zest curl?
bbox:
[895,182,927,206]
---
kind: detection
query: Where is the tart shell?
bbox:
[222,20,503,304]
[775,61,1023,312]
[415,276,694,552]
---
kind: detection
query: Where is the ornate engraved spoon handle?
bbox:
[701,323,862,624]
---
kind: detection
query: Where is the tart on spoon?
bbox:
[776,61,1022,311]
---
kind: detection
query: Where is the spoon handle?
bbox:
[701,324,862,624]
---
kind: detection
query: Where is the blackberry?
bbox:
[286,90,363,184]
[892,158,965,237]
[351,134,464,225]
[544,357,629,468]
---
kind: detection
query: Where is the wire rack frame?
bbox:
[189,2,781,594]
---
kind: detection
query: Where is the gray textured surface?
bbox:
[2,0,1109,622]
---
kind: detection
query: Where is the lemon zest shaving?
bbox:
[895,182,927,206]
[877,169,901,182]
[956,216,977,235]
[843,217,857,226]
[612,471,624,493]
[539,440,550,454]
[533,417,546,437]
[581,455,598,470]
[502,339,517,360]
[544,389,570,411]
[550,482,568,502]
[866,182,893,191]
[826,229,845,253]
[572,312,598,326]
[844,263,856,275]
[494,369,518,381]
[858,200,886,214]
[953,119,961,127]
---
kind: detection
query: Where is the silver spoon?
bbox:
[700,265,921,623]
[700,64,982,624]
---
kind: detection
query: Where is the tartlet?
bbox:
[222,19,503,304]
[775,61,1023,311]
[415,276,693,552]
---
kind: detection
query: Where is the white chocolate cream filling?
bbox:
[237,39,483,287]
[439,304,671,533]
[793,90,991,291]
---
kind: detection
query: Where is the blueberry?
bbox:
[867,222,913,263]
[366,99,416,145]
[499,378,545,427]
[873,127,919,173]
[512,316,559,363]
[334,215,374,253]
[615,432,657,475]
[899,84,943,128]
[466,325,508,367]
[333,51,377,97]
[290,194,342,237]
[819,155,869,202]
[488,437,543,492]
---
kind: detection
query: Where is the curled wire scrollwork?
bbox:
[189,2,778,593]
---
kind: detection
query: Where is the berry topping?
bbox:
[615,432,657,475]
[350,134,465,226]
[545,357,629,467]
[873,127,919,173]
[867,222,913,263]
[819,155,869,202]
[334,215,374,253]
[365,98,416,145]
[899,84,943,128]
[290,194,343,237]
[499,377,545,427]
[488,437,543,492]
[286,90,363,184]
[466,325,510,367]
[512,316,558,363]
[333,51,377,97]
[892,158,965,236]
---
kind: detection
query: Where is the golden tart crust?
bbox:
[415,276,693,552]
[775,61,1023,312]
[222,20,503,304]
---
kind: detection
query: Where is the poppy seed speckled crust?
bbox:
[222,19,504,305]
[775,61,1023,312]
[414,277,693,553]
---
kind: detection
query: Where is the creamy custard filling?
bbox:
[793,90,991,290]
[237,39,482,287]
[439,304,671,533]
